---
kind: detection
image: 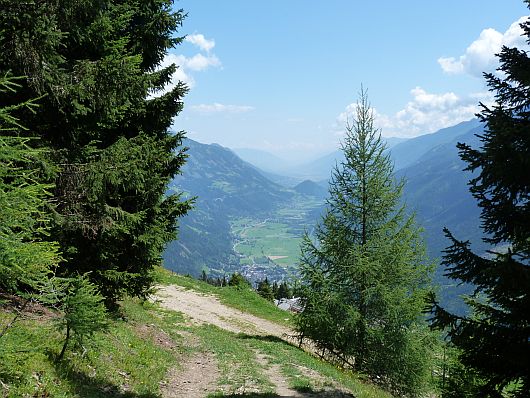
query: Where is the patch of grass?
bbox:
[231,221,302,267]
[154,269,293,327]
[0,297,184,398]
[237,334,392,398]
[196,325,274,395]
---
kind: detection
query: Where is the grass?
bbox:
[232,219,302,267]
[0,297,181,397]
[229,195,323,271]
[194,325,392,398]
[154,268,294,327]
[1,272,394,398]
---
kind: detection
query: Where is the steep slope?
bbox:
[391,119,482,170]
[397,125,485,313]
[176,140,292,214]
[164,139,294,276]
[293,179,328,200]
[397,125,485,258]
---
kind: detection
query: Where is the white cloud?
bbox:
[438,16,529,77]
[182,53,221,71]
[190,103,255,114]
[338,87,493,138]
[151,34,221,96]
[185,33,215,52]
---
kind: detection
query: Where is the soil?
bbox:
[154,285,354,398]
[160,351,220,398]
[155,285,292,338]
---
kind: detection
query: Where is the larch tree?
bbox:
[428,7,530,397]
[0,0,192,306]
[296,90,434,397]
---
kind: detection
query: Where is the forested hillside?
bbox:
[164,139,296,276]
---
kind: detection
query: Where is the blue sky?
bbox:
[165,0,529,162]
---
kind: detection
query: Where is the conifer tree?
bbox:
[0,75,60,294]
[296,90,433,396]
[257,278,274,302]
[53,275,108,361]
[0,1,192,305]
[428,9,530,397]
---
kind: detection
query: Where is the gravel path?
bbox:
[154,284,354,398]
[155,284,292,338]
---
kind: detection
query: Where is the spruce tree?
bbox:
[296,90,433,396]
[53,275,108,361]
[428,9,530,397]
[0,1,191,305]
[0,75,60,294]
[257,278,274,302]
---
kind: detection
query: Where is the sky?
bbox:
[165,0,529,162]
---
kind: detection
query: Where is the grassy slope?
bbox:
[0,268,392,398]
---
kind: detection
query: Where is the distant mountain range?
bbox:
[164,119,486,311]
[397,124,484,256]
[233,136,409,184]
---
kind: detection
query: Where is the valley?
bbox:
[163,119,484,313]
[230,194,324,282]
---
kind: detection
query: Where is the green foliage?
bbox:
[228,272,252,289]
[256,278,275,302]
[0,296,176,397]
[273,281,293,300]
[436,345,484,398]
[428,7,530,397]
[296,90,434,397]
[52,275,108,360]
[0,75,59,294]
[0,1,192,306]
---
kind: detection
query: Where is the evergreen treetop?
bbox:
[297,90,433,397]
[0,1,192,305]
[428,7,530,397]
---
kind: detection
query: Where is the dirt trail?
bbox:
[155,285,354,398]
[155,285,292,338]
[254,351,305,397]
[160,352,219,398]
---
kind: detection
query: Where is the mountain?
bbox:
[294,180,328,200]
[286,121,481,181]
[231,147,292,175]
[231,137,409,183]
[286,136,410,181]
[176,140,292,214]
[390,119,482,170]
[397,124,485,313]
[164,139,294,276]
[384,136,409,148]
[397,123,484,257]
[291,150,343,181]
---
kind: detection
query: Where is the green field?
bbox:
[230,195,324,272]
[232,219,303,267]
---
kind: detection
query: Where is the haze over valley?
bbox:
[164,119,484,310]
